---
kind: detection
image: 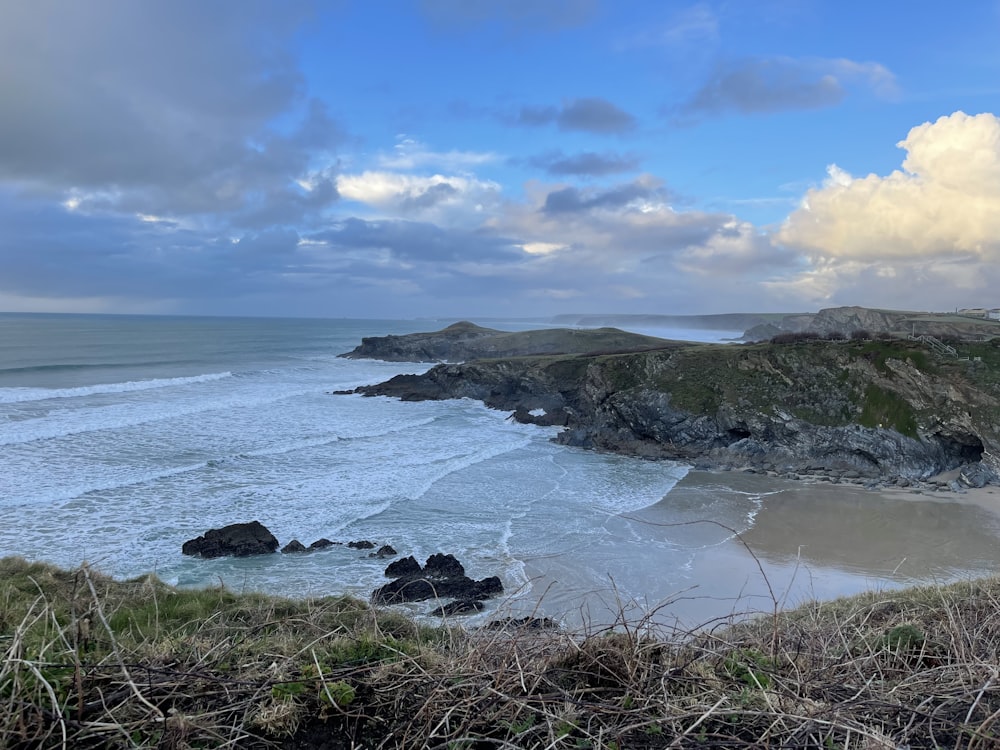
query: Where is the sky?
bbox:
[2,1,1000,319]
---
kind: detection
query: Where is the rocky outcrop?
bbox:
[182,521,279,558]
[350,338,1000,484]
[374,553,504,606]
[339,321,675,363]
[744,306,1000,342]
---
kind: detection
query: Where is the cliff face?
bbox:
[353,338,1000,483]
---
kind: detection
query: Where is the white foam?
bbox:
[0,372,233,404]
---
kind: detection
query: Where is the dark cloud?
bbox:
[0,1,342,226]
[419,0,597,30]
[505,98,636,134]
[542,179,672,214]
[399,182,459,211]
[679,57,896,117]
[516,105,561,126]
[311,218,522,263]
[558,98,636,133]
[684,58,842,115]
[529,150,641,176]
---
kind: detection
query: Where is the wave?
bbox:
[0,383,313,446]
[0,372,233,404]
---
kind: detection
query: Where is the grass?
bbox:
[6,557,1000,748]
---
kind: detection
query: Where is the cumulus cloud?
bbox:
[779,111,1000,260]
[681,56,898,116]
[765,111,1000,310]
[528,150,641,177]
[511,98,637,134]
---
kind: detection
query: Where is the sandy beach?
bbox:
[514,469,1000,630]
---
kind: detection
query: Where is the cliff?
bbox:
[338,320,675,362]
[744,306,1000,341]
[349,337,1000,484]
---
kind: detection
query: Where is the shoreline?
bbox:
[510,466,1000,630]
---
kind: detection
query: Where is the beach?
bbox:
[514,470,1000,629]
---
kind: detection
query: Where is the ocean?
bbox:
[4,313,1000,628]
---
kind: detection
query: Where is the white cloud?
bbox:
[779,111,1000,260]
[378,137,499,171]
[336,170,502,224]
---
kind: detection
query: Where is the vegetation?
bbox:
[858,384,919,437]
[5,556,1000,748]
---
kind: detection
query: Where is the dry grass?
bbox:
[4,556,1000,748]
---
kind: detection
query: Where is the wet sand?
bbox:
[512,471,1000,630]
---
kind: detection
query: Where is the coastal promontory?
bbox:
[344,326,1000,485]
[338,320,676,362]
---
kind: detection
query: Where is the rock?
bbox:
[181,521,278,559]
[372,575,502,605]
[281,539,307,553]
[429,600,484,617]
[385,556,422,578]
[309,538,337,549]
[370,544,397,559]
[347,540,376,550]
[424,553,465,578]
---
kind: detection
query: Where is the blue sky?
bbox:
[2,1,1000,318]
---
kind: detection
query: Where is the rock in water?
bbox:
[424,553,465,578]
[182,521,279,558]
[281,539,308,554]
[372,574,502,604]
[385,556,421,578]
[429,600,485,617]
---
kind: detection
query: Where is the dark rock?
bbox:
[347,540,376,550]
[385,556,422,578]
[370,544,397,559]
[429,600,484,617]
[424,553,464,578]
[309,538,337,549]
[281,539,307,554]
[372,575,503,605]
[181,521,278,559]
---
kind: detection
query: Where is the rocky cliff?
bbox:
[348,337,1000,484]
[744,306,1000,341]
[339,321,675,362]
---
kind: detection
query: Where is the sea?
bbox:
[4,313,1000,629]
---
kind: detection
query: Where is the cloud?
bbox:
[767,111,1000,310]
[619,3,719,50]
[0,1,341,226]
[419,0,597,30]
[337,171,502,225]
[528,150,641,176]
[680,56,898,116]
[511,98,637,134]
[558,98,638,133]
[378,137,499,171]
[541,176,672,214]
[779,111,1000,260]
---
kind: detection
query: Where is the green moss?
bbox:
[859,384,918,438]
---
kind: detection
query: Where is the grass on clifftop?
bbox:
[5,557,1000,748]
